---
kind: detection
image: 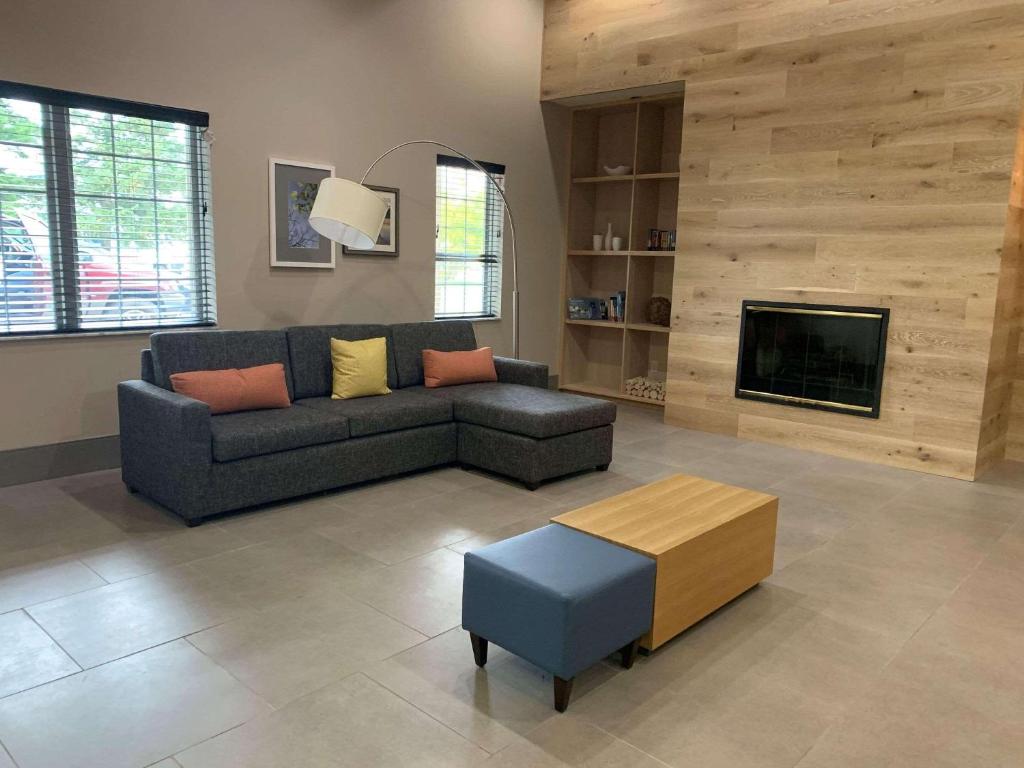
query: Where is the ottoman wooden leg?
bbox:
[619,638,640,669]
[553,676,574,712]
[470,633,488,668]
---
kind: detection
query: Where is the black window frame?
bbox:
[0,80,215,338]
[434,154,505,321]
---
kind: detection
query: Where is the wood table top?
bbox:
[551,474,778,557]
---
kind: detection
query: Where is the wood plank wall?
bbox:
[542,0,1024,479]
[1006,108,1024,462]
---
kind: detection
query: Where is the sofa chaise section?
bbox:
[418,382,615,489]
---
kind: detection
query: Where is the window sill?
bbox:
[434,316,502,323]
[0,322,217,343]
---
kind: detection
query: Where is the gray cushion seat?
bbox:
[462,524,655,708]
[211,406,350,462]
[150,329,296,397]
[425,382,616,439]
[296,389,452,438]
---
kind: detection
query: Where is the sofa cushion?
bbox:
[416,382,616,439]
[171,363,292,415]
[286,324,398,398]
[296,389,452,438]
[210,405,350,462]
[390,321,477,388]
[151,330,295,398]
[423,347,497,388]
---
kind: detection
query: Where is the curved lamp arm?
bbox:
[361,140,520,360]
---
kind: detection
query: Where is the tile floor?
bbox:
[0,403,1022,767]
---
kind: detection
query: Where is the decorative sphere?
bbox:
[646,296,671,327]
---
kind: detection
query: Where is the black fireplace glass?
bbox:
[735,301,889,418]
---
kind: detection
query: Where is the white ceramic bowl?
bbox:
[603,165,632,176]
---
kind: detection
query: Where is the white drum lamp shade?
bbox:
[308,178,389,251]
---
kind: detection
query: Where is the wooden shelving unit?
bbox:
[558,91,683,407]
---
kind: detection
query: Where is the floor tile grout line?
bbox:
[0,737,19,768]
[165,717,254,765]
[21,608,83,673]
[3,631,229,695]
[142,757,181,768]
[341,589,448,643]
[587,721,676,768]
[9,578,113,616]
[0,665,82,703]
[74,557,110,585]
[359,668,495,756]
[791,539,992,768]
[11,564,436,700]
[182,634,278,712]
[5,542,258,617]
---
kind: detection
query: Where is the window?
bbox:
[435,155,505,320]
[0,81,215,336]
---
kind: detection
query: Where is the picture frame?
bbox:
[269,157,336,268]
[342,185,399,257]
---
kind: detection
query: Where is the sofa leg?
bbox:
[470,633,488,668]
[184,516,203,528]
[125,484,138,494]
[596,463,610,472]
[524,481,540,491]
[619,638,640,669]
[553,676,574,713]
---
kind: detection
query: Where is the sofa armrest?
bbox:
[119,380,211,447]
[494,357,549,389]
[117,380,213,519]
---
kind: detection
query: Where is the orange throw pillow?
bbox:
[422,347,498,388]
[169,363,291,414]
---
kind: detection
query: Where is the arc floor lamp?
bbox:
[308,140,520,359]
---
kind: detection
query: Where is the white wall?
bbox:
[0,0,565,451]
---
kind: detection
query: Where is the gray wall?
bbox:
[0,0,566,452]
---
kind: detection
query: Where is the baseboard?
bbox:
[0,435,121,488]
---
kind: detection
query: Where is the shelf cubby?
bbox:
[623,328,670,404]
[558,89,684,408]
[562,323,625,396]
[636,98,683,175]
[570,103,639,180]
[626,253,674,327]
[567,182,634,252]
[565,252,628,307]
[630,176,679,252]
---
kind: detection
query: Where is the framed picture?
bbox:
[343,185,399,256]
[269,158,335,268]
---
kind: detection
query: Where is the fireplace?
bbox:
[735,300,889,418]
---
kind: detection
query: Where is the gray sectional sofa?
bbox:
[118,320,616,525]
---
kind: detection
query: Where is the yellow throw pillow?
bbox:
[330,337,392,399]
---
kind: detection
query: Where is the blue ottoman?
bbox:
[462,524,656,711]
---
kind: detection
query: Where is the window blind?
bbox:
[0,81,215,337]
[435,154,504,320]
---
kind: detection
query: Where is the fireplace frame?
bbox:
[734,300,890,419]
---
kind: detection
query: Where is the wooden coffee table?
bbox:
[551,474,778,651]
